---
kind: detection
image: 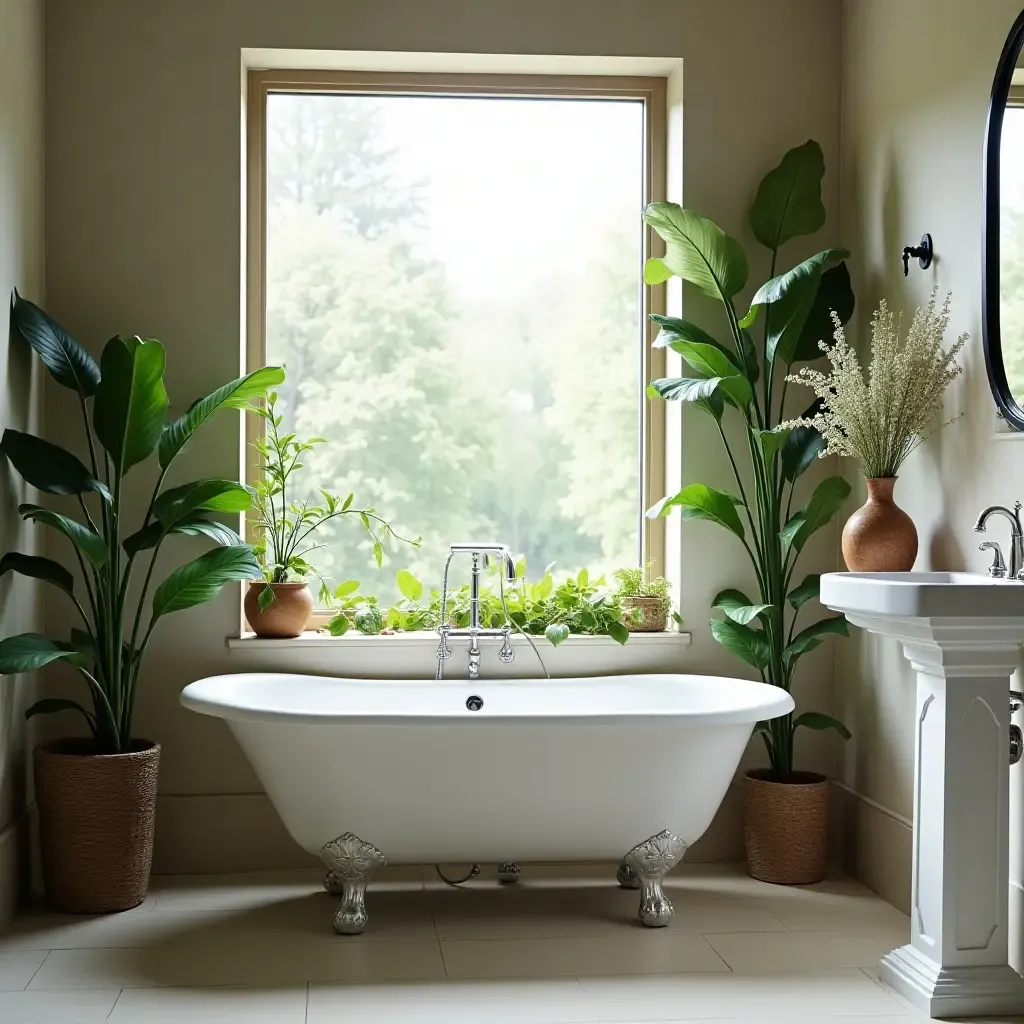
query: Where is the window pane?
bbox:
[1002,105,1024,404]
[265,91,644,604]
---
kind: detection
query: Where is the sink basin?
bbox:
[821,571,1024,619]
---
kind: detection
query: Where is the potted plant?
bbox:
[642,141,853,884]
[613,564,673,632]
[0,293,279,912]
[246,393,417,638]
[787,291,966,572]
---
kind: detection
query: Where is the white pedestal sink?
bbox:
[821,571,1024,1019]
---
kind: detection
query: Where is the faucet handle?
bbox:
[498,627,514,664]
[980,540,1007,578]
[436,624,453,661]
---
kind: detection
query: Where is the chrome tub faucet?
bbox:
[974,501,1024,578]
[435,543,517,680]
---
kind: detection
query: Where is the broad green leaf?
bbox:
[19,504,107,567]
[151,544,261,620]
[712,588,773,625]
[749,249,850,365]
[672,341,742,381]
[324,613,350,636]
[158,365,285,469]
[334,579,360,599]
[644,257,673,285]
[648,374,751,409]
[258,584,275,612]
[650,315,743,381]
[643,203,749,300]
[781,413,826,481]
[24,698,95,728]
[791,476,852,552]
[545,623,570,646]
[122,513,243,557]
[0,633,83,674]
[648,483,745,539]
[533,573,554,600]
[396,569,423,601]
[784,615,849,664]
[608,620,629,645]
[650,315,722,351]
[693,392,725,421]
[93,336,168,475]
[749,140,826,251]
[0,430,109,499]
[793,711,852,740]
[756,427,792,467]
[787,573,821,610]
[780,513,806,553]
[710,618,770,670]
[791,262,855,362]
[11,291,101,397]
[0,552,74,596]
[154,479,253,527]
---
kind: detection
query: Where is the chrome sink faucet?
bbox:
[974,501,1024,578]
[435,543,517,680]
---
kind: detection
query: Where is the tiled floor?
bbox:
[0,862,1012,1023]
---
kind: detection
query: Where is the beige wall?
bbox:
[0,0,45,922]
[836,0,1024,920]
[44,0,844,871]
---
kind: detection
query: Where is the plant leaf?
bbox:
[24,697,95,729]
[749,140,826,251]
[258,584,275,611]
[19,504,107,567]
[710,618,770,670]
[643,257,673,285]
[756,427,792,467]
[780,513,806,554]
[396,569,423,602]
[647,483,745,540]
[643,203,749,300]
[92,336,168,475]
[650,315,722,352]
[0,429,109,499]
[122,514,243,557]
[608,620,629,645]
[154,479,253,527]
[781,407,826,481]
[0,633,83,674]
[792,710,851,740]
[324,613,349,636]
[334,579,360,599]
[790,476,852,552]
[158,365,285,469]
[151,545,261,620]
[784,615,849,664]
[545,623,570,646]
[0,552,74,596]
[712,588,773,625]
[791,262,855,362]
[749,249,850,365]
[648,374,751,409]
[11,292,101,397]
[788,574,821,610]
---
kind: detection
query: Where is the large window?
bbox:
[249,72,664,605]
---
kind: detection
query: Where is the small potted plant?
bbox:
[0,293,279,912]
[613,565,673,632]
[786,290,966,572]
[245,394,418,637]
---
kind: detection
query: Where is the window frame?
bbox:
[244,68,668,621]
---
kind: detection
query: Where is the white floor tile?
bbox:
[105,985,307,1022]
[755,892,911,933]
[0,988,120,1022]
[705,928,908,973]
[441,931,729,980]
[0,951,48,991]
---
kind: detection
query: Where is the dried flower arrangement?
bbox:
[786,289,968,479]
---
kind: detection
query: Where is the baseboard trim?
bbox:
[829,779,912,914]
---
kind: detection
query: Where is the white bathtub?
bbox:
[181,671,792,931]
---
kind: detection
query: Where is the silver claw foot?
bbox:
[319,832,387,935]
[497,862,521,884]
[623,830,687,928]
[616,862,640,889]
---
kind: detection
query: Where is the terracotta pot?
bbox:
[841,477,918,572]
[244,581,313,638]
[620,595,667,632]
[743,768,829,884]
[35,739,160,913]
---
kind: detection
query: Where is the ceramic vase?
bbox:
[244,581,314,638]
[841,477,918,572]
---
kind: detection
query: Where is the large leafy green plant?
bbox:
[0,293,281,753]
[644,141,853,780]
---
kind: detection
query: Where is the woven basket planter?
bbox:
[34,739,160,913]
[743,768,829,884]
[620,596,667,632]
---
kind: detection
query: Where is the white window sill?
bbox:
[224,630,691,679]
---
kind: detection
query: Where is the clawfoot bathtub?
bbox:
[180,673,792,933]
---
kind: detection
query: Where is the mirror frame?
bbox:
[984,6,1024,430]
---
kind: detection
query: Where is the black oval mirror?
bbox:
[984,8,1024,429]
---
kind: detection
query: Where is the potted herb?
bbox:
[613,564,673,632]
[0,293,278,912]
[786,291,966,572]
[246,394,417,637]
[642,141,853,884]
